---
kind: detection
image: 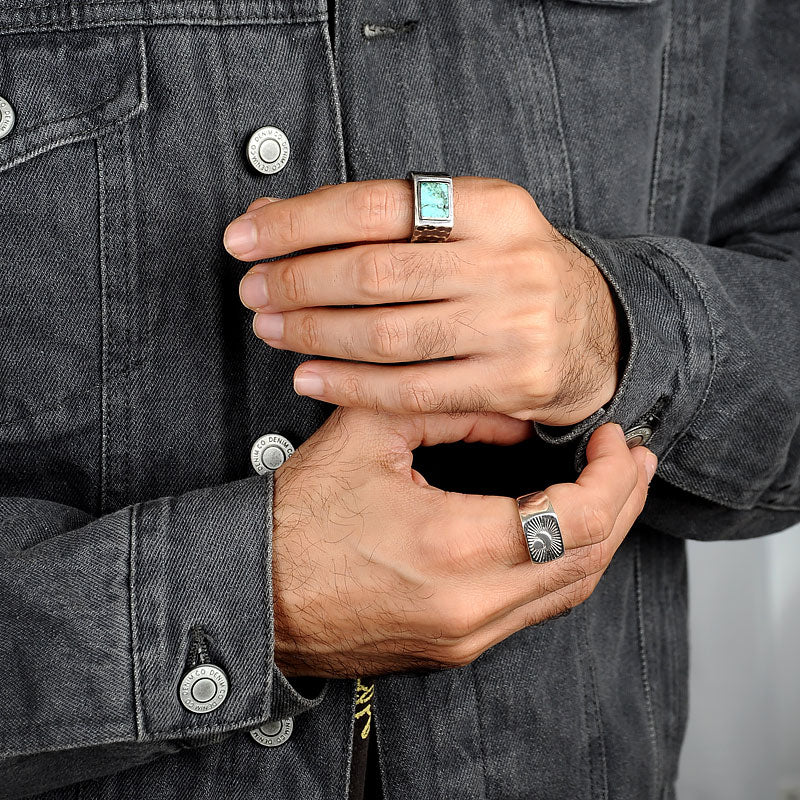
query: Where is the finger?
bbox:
[254,302,491,363]
[292,359,505,413]
[435,426,648,580]
[239,241,474,312]
[223,177,498,261]
[436,445,655,656]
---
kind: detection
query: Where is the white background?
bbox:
[676,523,800,800]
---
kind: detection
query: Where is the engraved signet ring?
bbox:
[408,172,454,243]
[516,492,565,564]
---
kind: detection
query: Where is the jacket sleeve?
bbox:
[0,473,325,798]
[537,2,800,540]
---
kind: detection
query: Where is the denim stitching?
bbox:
[129,505,146,740]
[578,605,609,799]
[634,537,661,790]
[466,664,489,799]
[322,12,347,184]
[644,240,716,465]
[96,138,110,515]
[647,12,672,234]
[0,13,327,35]
[537,0,576,228]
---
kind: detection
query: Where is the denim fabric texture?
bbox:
[0,0,798,798]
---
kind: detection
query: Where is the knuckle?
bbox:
[351,184,402,237]
[582,498,615,545]
[441,639,481,668]
[358,248,394,300]
[425,596,478,642]
[580,541,608,576]
[266,204,305,251]
[338,373,366,407]
[297,312,322,351]
[276,262,307,306]
[494,180,537,216]
[368,311,408,360]
[397,373,441,413]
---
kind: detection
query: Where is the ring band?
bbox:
[516,492,565,564]
[408,172,454,243]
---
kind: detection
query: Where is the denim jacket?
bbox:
[1,1,798,798]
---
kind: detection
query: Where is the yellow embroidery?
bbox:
[354,678,375,739]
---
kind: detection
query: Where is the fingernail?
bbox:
[294,370,325,397]
[645,451,658,481]
[239,273,269,308]
[254,313,284,341]
[614,423,626,442]
[224,216,257,256]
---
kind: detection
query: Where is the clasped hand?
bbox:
[271,409,654,677]
[225,177,619,426]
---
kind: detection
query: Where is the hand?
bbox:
[226,178,620,425]
[271,408,656,677]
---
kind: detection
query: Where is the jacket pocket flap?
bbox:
[0,28,146,172]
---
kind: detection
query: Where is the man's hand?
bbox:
[225,178,619,426]
[271,408,656,677]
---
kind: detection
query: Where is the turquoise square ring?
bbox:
[408,172,454,243]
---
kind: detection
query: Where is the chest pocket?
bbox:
[0,27,146,427]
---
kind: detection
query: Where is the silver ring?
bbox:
[516,492,565,564]
[408,172,454,243]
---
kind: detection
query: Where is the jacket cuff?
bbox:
[535,230,712,471]
[131,473,326,741]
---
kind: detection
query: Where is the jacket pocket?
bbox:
[0,27,146,172]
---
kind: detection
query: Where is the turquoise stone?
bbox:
[418,180,450,220]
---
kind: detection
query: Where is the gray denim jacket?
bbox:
[1,1,798,798]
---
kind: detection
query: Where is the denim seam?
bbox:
[0,13,327,35]
[129,505,146,739]
[467,664,490,800]
[97,138,110,515]
[260,475,272,720]
[515,6,559,218]
[321,11,348,185]
[634,537,661,790]
[578,606,609,800]
[0,29,148,172]
[647,6,672,234]
[643,240,717,467]
[537,0,576,228]
[342,680,359,798]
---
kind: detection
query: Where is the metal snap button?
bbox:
[624,425,653,449]
[251,433,295,475]
[247,126,290,175]
[250,717,293,747]
[178,664,229,714]
[0,97,15,140]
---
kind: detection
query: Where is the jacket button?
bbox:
[624,425,653,448]
[250,717,294,747]
[247,126,290,174]
[251,433,294,474]
[0,97,15,140]
[178,664,229,714]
